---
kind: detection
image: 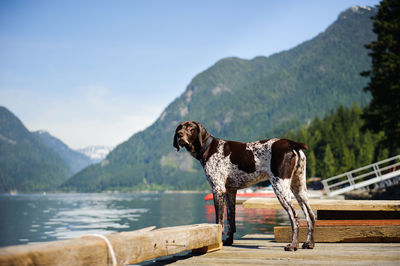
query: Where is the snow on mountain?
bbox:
[77,145,114,162]
[339,5,373,19]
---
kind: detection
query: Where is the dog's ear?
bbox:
[173,123,185,151]
[194,122,209,147]
[173,132,180,152]
[173,125,181,152]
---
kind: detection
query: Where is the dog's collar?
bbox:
[198,136,214,159]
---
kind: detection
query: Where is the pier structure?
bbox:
[1,199,400,265]
[321,155,400,196]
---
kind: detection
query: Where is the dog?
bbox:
[173,121,315,251]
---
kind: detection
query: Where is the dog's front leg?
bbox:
[213,191,225,234]
[224,189,237,246]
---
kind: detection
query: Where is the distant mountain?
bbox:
[63,6,377,192]
[34,130,93,174]
[0,106,71,192]
[77,146,114,163]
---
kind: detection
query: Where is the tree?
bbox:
[341,146,355,173]
[361,0,400,154]
[322,144,336,178]
[307,150,317,177]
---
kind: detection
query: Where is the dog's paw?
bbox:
[302,242,315,249]
[223,238,234,246]
[284,243,298,251]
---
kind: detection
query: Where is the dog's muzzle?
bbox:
[178,139,188,147]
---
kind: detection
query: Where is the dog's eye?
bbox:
[190,128,195,133]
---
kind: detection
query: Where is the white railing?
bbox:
[321,155,400,196]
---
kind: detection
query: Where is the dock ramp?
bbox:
[321,155,400,196]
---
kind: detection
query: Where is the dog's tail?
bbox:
[288,140,307,181]
[287,139,308,151]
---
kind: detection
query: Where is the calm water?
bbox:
[0,193,288,247]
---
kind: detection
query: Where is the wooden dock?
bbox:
[0,224,222,266]
[1,223,400,265]
[2,199,400,265]
[243,198,400,243]
[151,234,400,265]
[242,198,400,212]
[149,199,400,265]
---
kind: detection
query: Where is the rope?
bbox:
[81,234,117,266]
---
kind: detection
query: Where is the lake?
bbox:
[0,193,288,247]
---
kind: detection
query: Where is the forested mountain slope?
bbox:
[63,6,377,191]
[0,107,71,192]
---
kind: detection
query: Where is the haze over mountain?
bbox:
[34,130,93,174]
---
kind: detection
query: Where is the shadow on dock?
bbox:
[147,233,400,265]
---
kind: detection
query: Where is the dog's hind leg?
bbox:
[291,150,315,249]
[293,189,315,249]
[271,176,299,251]
[224,189,237,246]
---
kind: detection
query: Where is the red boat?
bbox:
[204,188,275,202]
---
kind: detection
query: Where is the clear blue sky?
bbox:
[0,0,380,149]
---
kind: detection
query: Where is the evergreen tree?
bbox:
[285,105,385,180]
[307,150,317,177]
[341,146,355,173]
[322,144,336,178]
[357,133,372,165]
[361,0,400,154]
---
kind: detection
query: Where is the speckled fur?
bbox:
[204,139,276,193]
[173,121,315,250]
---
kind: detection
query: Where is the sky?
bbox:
[0,0,380,149]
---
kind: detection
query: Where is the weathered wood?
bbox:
[274,224,400,243]
[242,198,400,211]
[317,210,400,220]
[0,224,222,266]
[300,219,400,226]
[153,234,400,265]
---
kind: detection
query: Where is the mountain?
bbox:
[63,6,377,192]
[77,146,114,163]
[0,107,71,192]
[34,130,93,174]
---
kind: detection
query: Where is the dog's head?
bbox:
[173,121,210,153]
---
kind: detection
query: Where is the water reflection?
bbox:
[204,203,287,237]
[0,193,288,247]
[0,193,156,246]
[46,206,148,239]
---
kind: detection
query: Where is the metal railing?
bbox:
[321,155,400,196]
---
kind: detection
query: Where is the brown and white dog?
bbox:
[173,121,315,251]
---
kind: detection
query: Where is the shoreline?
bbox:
[1,190,210,196]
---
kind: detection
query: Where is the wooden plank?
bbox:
[242,198,284,209]
[152,234,400,265]
[274,225,400,243]
[317,210,400,220]
[0,224,222,266]
[300,219,400,226]
[243,198,400,211]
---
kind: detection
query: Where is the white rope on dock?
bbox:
[81,234,117,266]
